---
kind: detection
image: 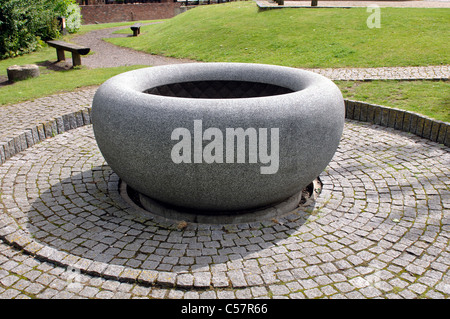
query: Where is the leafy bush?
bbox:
[65,2,82,33]
[1,1,48,58]
[0,0,82,59]
[52,0,82,33]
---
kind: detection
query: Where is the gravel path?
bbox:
[72,24,196,69]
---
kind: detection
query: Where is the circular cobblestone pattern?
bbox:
[0,121,449,299]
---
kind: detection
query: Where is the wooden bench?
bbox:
[130,23,142,37]
[46,40,90,67]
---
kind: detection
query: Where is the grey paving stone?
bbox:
[193,272,211,288]
[227,269,247,288]
[176,273,194,288]
[212,272,229,288]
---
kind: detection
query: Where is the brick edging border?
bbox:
[0,101,449,167]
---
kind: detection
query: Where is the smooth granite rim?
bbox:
[96,62,319,102]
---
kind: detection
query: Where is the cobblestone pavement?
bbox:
[0,116,449,298]
[0,88,96,144]
[306,65,449,81]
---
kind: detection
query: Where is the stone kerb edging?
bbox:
[0,108,91,166]
[0,99,449,289]
[0,221,168,288]
[345,100,450,146]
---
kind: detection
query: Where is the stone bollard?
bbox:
[7,64,40,82]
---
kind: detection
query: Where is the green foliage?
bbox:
[53,0,73,15]
[0,0,82,59]
[65,2,82,33]
[52,0,82,33]
[1,0,47,59]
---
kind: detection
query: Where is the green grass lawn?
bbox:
[111,20,166,35]
[106,2,449,68]
[336,80,450,122]
[0,46,55,78]
[76,19,166,36]
[0,65,147,105]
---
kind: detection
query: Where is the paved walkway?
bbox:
[304,65,449,80]
[0,9,449,299]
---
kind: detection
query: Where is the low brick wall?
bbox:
[80,2,182,24]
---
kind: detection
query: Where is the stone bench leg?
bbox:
[72,52,82,67]
[56,48,66,62]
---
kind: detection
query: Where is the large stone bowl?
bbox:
[92,63,344,215]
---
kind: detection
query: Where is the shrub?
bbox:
[65,2,82,33]
[0,0,82,59]
[53,0,82,33]
[1,0,46,59]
